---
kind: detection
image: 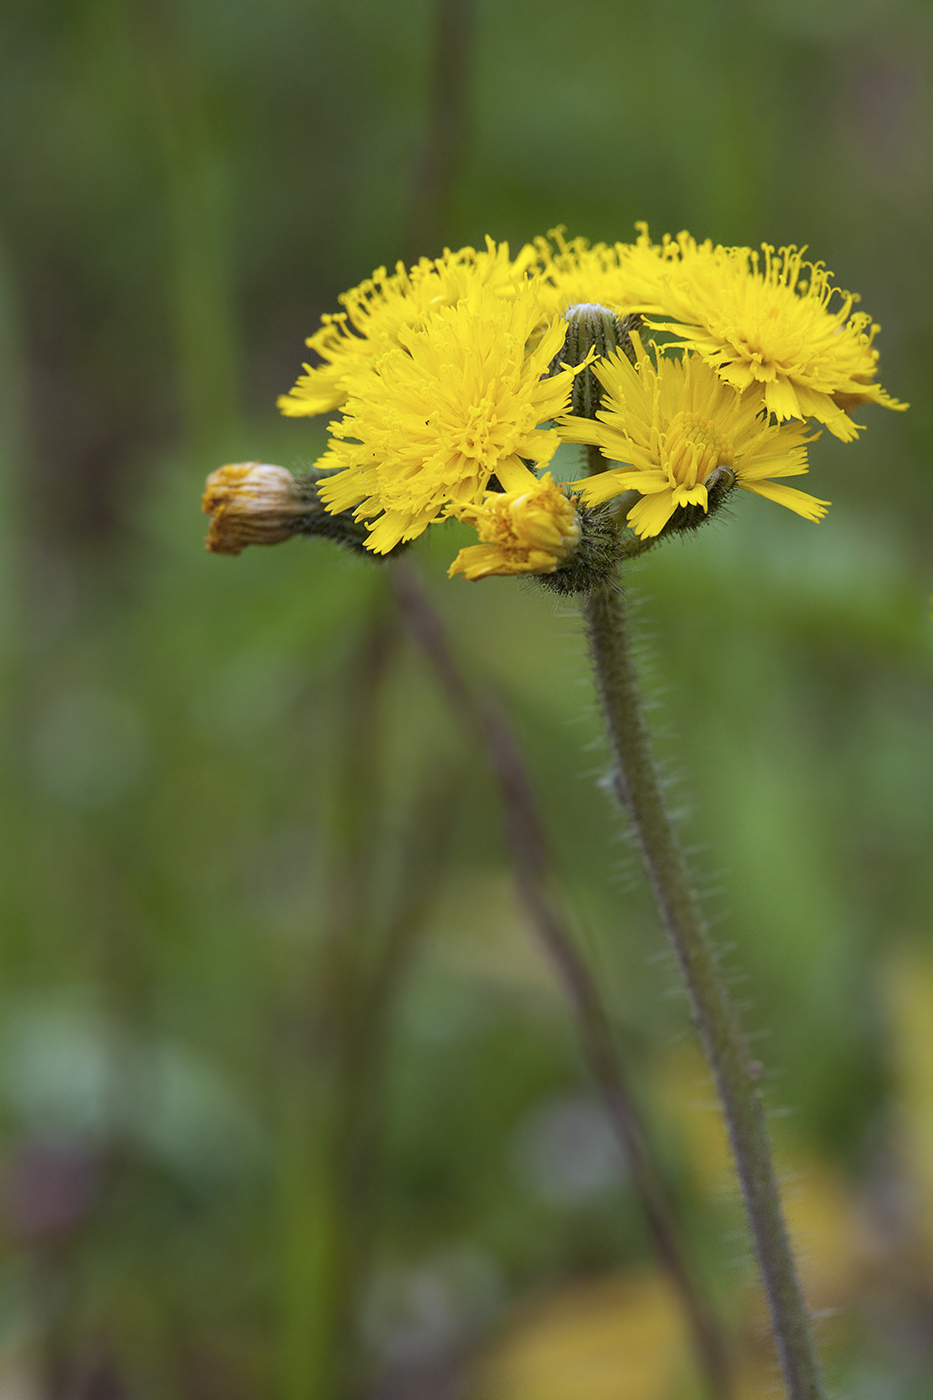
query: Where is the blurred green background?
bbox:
[0,0,930,1396]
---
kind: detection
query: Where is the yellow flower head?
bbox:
[277,239,538,419]
[448,474,582,581]
[643,232,906,440]
[201,462,309,555]
[561,339,830,539]
[315,287,587,554]
[533,225,672,322]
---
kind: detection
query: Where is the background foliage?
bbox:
[0,0,930,1396]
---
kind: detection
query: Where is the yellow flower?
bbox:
[277,239,538,419]
[201,463,310,555]
[448,474,581,581]
[533,225,672,322]
[315,287,587,555]
[561,340,829,539]
[643,233,906,440]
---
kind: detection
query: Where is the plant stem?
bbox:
[583,575,827,1400]
[391,558,733,1400]
[406,0,475,257]
[281,586,400,1400]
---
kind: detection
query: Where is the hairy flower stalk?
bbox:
[584,580,826,1400]
[564,303,828,1400]
[391,558,733,1400]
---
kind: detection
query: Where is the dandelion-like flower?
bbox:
[534,225,672,322]
[561,339,829,539]
[277,239,538,419]
[448,474,582,581]
[315,288,587,555]
[642,232,906,441]
[202,463,312,555]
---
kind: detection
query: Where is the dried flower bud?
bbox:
[202,463,313,555]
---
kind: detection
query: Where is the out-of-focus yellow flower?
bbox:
[448,474,581,581]
[642,232,906,441]
[474,1271,693,1400]
[883,949,933,1252]
[276,239,538,418]
[315,288,587,555]
[533,225,672,322]
[561,338,829,538]
[201,463,309,555]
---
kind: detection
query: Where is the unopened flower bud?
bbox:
[202,463,314,555]
[553,303,642,422]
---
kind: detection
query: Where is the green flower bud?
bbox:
[551,303,642,422]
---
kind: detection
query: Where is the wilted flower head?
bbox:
[561,339,828,539]
[448,475,582,582]
[202,463,311,555]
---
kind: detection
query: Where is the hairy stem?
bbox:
[391,558,733,1399]
[583,575,827,1400]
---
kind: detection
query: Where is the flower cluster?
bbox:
[205,226,904,577]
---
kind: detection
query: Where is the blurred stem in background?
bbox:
[286,6,479,1392]
[0,237,23,674]
[279,582,462,1400]
[280,587,395,1400]
[406,0,476,261]
[134,0,241,459]
[584,578,827,1400]
[391,559,734,1400]
[0,235,26,945]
